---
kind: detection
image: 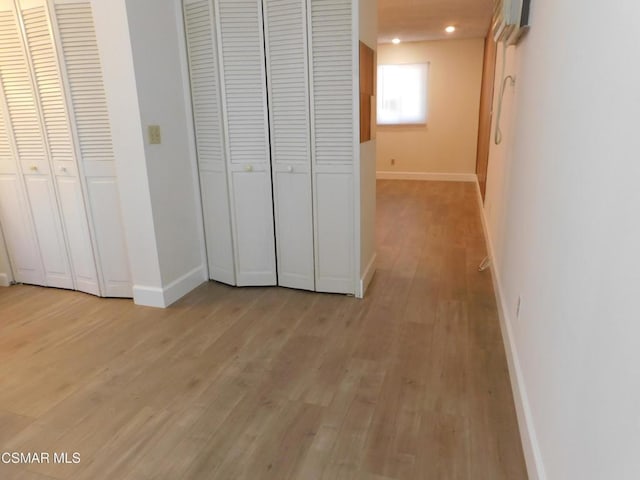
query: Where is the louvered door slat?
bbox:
[217,0,270,166]
[22,5,74,162]
[308,0,353,165]
[263,0,315,291]
[55,2,113,163]
[215,0,276,286]
[0,9,45,163]
[184,0,235,285]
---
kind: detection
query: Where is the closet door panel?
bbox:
[216,0,276,286]
[184,0,235,285]
[0,0,73,288]
[85,175,132,297]
[21,0,100,294]
[200,167,235,285]
[307,0,355,294]
[56,168,99,295]
[0,5,44,285]
[263,0,314,290]
[229,167,277,286]
[0,173,44,285]
[273,167,314,290]
[315,169,353,293]
[23,173,72,288]
[54,0,133,297]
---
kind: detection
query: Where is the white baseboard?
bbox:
[377,171,478,182]
[357,253,377,298]
[0,273,10,287]
[132,265,207,308]
[132,285,163,308]
[474,181,547,480]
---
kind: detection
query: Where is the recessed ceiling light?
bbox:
[445,26,456,33]
[391,38,401,45]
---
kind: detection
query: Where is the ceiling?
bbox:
[378,0,494,44]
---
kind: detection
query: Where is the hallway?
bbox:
[0,180,527,479]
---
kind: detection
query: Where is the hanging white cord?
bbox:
[494,42,516,145]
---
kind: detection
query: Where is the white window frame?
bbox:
[377,63,429,125]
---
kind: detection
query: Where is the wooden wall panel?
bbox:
[475,32,497,201]
[359,41,374,143]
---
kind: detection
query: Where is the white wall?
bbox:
[0,226,12,286]
[93,0,206,307]
[92,0,163,303]
[125,0,206,296]
[483,1,640,478]
[377,39,484,177]
[359,0,377,295]
[484,43,517,277]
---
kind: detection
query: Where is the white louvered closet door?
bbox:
[19,0,100,295]
[307,0,355,294]
[263,0,315,291]
[215,0,276,286]
[52,0,132,297]
[0,0,73,289]
[184,0,235,286]
[0,72,44,286]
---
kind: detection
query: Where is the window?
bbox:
[377,63,428,125]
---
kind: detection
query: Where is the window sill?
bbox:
[377,123,427,129]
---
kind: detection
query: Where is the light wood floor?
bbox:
[0,180,527,480]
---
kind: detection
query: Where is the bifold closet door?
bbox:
[308,0,355,294]
[19,0,100,295]
[0,82,44,285]
[52,0,133,297]
[0,0,132,297]
[183,0,235,286]
[215,0,276,286]
[263,0,315,291]
[0,0,73,289]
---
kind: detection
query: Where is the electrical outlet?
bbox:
[391,158,396,166]
[516,295,522,320]
[148,125,161,145]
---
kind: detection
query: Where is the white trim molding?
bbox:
[175,0,210,283]
[474,180,547,480]
[377,171,478,182]
[0,273,10,287]
[132,264,207,308]
[358,253,377,298]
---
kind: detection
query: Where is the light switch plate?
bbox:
[148,125,161,145]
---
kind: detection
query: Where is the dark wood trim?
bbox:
[476,31,498,201]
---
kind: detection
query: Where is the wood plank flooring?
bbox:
[0,180,527,479]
